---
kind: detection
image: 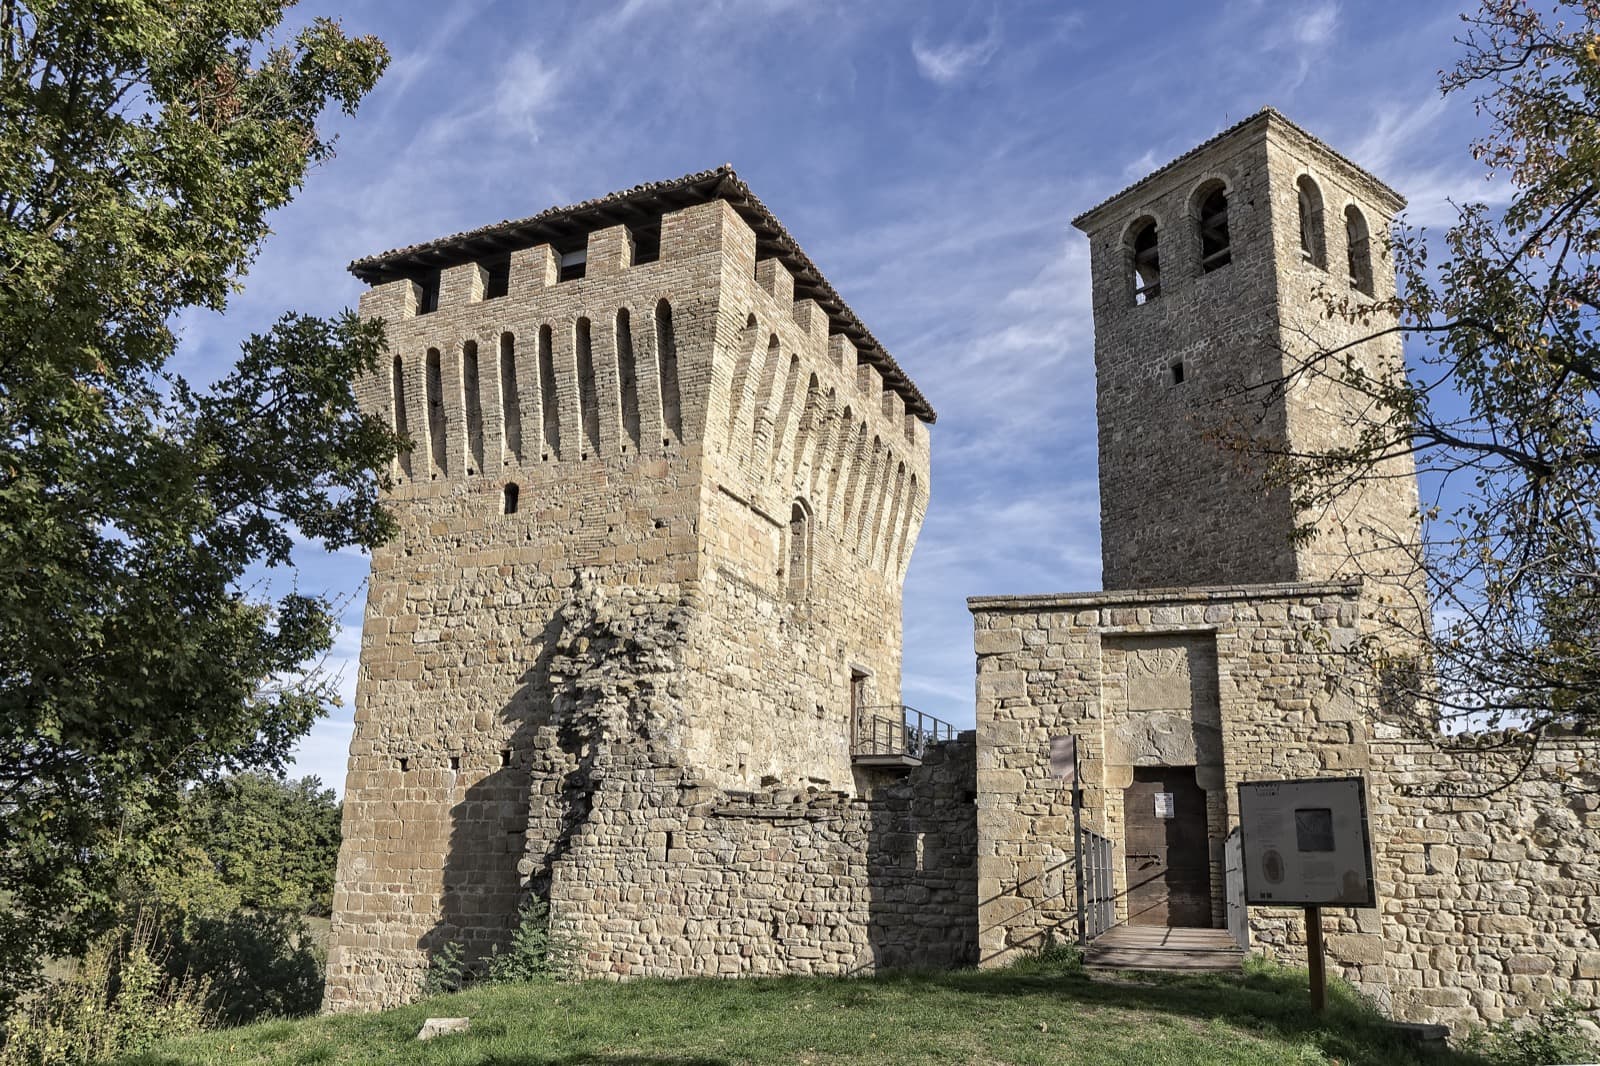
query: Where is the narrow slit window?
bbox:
[538,324,559,460]
[1169,359,1186,385]
[1345,205,1374,295]
[1130,220,1160,304]
[616,308,641,452]
[655,299,682,445]
[575,318,599,457]
[391,355,412,479]
[499,333,522,462]
[1197,186,1230,272]
[462,340,484,475]
[425,348,446,477]
[503,482,520,514]
[500,749,513,768]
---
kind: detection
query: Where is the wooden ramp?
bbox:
[1084,926,1244,974]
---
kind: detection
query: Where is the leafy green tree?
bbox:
[0,0,394,1009]
[1276,0,1600,740]
[154,774,342,917]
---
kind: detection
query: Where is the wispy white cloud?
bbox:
[1350,94,1449,176]
[911,13,1001,86]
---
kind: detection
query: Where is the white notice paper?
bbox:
[1155,792,1175,819]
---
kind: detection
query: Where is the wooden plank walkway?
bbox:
[1084,925,1244,974]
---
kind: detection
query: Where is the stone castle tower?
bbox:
[1073,108,1422,599]
[323,168,939,1010]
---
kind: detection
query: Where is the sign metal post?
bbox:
[1237,777,1376,1016]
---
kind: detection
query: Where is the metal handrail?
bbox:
[851,704,956,759]
[1079,825,1116,941]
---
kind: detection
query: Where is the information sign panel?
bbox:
[1049,736,1077,784]
[1237,777,1376,907]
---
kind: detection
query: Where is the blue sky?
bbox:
[176,0,1501,793]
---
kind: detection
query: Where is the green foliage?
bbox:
[1461,997,1600,1066]
[156,774,342,917]
[0,0,394,1010]
[0,912,207,1066]
[160,907,324,1027]
[423,941,465,998]
[1278,0,1600,735]
[484,899,580,985]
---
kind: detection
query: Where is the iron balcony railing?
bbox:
[851,704,957,761]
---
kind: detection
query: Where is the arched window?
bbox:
[787,499,812,594]
[503,482,520,514]
[1345,205,1373,295]
[1196,185,1231,273]
[575,317,599,458]
[1297,176,1327,269]
[1129,219,1160,304]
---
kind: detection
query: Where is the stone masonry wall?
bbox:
[547,737,978,979]
[326,188,935,1012]
[969,581,1600,1028]
[1077,121,1297,590]
[1076,111,1421,609]
[968,582,1371,966]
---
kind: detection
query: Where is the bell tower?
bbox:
[1073,108,1420,596]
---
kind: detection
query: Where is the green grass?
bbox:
[112,955,1475,1066]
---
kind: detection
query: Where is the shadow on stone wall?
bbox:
[418,612,554,972]
[863,737,979,971]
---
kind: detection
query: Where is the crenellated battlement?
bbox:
[329,169,935,1013]
[353,173,931,585]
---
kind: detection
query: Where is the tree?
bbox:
[150,774,342,917]
[0,0,394,1009]
[1274,0,1600,739]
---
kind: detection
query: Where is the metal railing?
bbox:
[851,705,956,760]
[1079,826,1116,942]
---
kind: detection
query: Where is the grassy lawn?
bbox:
[113,955,1473,1066]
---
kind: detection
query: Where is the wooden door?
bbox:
[1123,766,1213,927]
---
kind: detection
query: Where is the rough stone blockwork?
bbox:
[969,583,1600,1027]
[324,169,943,1013]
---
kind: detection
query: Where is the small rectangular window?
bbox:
[449,755,460,772]
[398,757,410,773]
[1169,359,1186,386]
[500,748,513,768]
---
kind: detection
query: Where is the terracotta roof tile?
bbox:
[348,166,936,423]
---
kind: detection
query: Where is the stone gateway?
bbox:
[325,113,1600,1029]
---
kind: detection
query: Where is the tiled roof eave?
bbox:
[1070,107,1407,232]
[347,166,936,424]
